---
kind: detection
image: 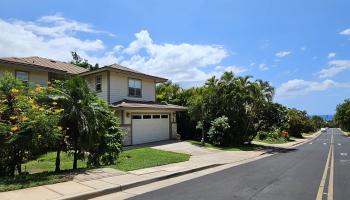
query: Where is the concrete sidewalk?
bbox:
[0,132,320,200]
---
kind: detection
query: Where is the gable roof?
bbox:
[0,56,88,74]
[79,63,167,83]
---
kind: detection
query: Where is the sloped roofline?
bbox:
[79,65,167,83]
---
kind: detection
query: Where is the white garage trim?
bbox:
[131,113,171,145]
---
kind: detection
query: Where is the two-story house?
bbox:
[0,56,186,145]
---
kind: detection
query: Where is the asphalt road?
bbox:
[127,128,350,200]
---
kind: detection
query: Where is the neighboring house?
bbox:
[0,56,88,85]
[0,56,186,145]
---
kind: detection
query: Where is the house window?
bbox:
[16,71,29,83]
[95,75,102,92]
[128,79,141,97]
[143,115,152,119]
[48,73,66,82]
[132,115,142,119]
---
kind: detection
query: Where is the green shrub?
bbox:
[258,131,267,140]
[208,116,230,146]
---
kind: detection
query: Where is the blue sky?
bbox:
[1,0,350,115]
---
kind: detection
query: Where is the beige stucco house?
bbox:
[0,56,186,145]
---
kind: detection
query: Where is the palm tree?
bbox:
[52,77,103,170]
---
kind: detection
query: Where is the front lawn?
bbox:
[189,140,264,151]
[110,147,190,171]
[0,147,190,192]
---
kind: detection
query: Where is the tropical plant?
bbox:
[207,116,230,146]
[0,72,60,176]
[334,99,350,131]
[51,77,123,170]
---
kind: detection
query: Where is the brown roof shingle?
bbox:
[79,63,167,83]
[0,56,88,74]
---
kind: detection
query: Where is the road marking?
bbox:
[338,143,341,146]
[340,153,348,156]
[310,142,313,144]
[328,134,334,200]
[323,143,327,145]
[316,133,334,200]
[316,145,332,200]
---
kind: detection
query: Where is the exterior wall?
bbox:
[110,72,156,103]
[171,123,179,139]
[0,64,49,86]
[121,125,132,146]
[85,71,109,102]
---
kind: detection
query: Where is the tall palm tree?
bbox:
[53,77,103,170]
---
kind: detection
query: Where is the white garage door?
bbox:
[132,114,170,145]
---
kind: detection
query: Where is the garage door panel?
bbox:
[132,115,169,145]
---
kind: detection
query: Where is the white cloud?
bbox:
[327,52,336,59]
[276,79,350,97]
[275,51,291,58]
[120,30,229,82]
[0,15,236,83]
[258,63,269,71]
[0,14,122,66]
[339,28,350,35]
[318,60,350,78]
[214,65,248,75]
[300,46,306,51]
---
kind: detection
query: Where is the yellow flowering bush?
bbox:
[0,72,61,176]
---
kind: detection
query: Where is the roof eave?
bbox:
[0,59,67,74]
[79,66,168,82]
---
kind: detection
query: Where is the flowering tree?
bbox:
[0,72,61,176]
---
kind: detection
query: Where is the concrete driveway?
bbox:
[152,141,220,156]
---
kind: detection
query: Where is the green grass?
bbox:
[0,147,190,192]
[110,148,190,171]
[0,172,73,192]
[189,140,264,151]
[23,152,86,174]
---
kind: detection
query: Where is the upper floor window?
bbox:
[95,75,102,92]
[16,71,29,83]
[128,78,141,97]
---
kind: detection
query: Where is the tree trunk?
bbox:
[17,163,22,174]
[73,150,78,170]
[73,134,78,170]
[55,150,61,172]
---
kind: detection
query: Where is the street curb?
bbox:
[54,164,222,200]
[290,131,322,148]
[259,131,322,155]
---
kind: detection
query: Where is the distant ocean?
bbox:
[316,115,334,121]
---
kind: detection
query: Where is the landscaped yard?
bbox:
[253,136,294,144]
[0,147,190,192]
[189,140,265,151]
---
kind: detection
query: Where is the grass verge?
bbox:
[189,140,265,151]
[0,147,190,192]
[253,137,294,144]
